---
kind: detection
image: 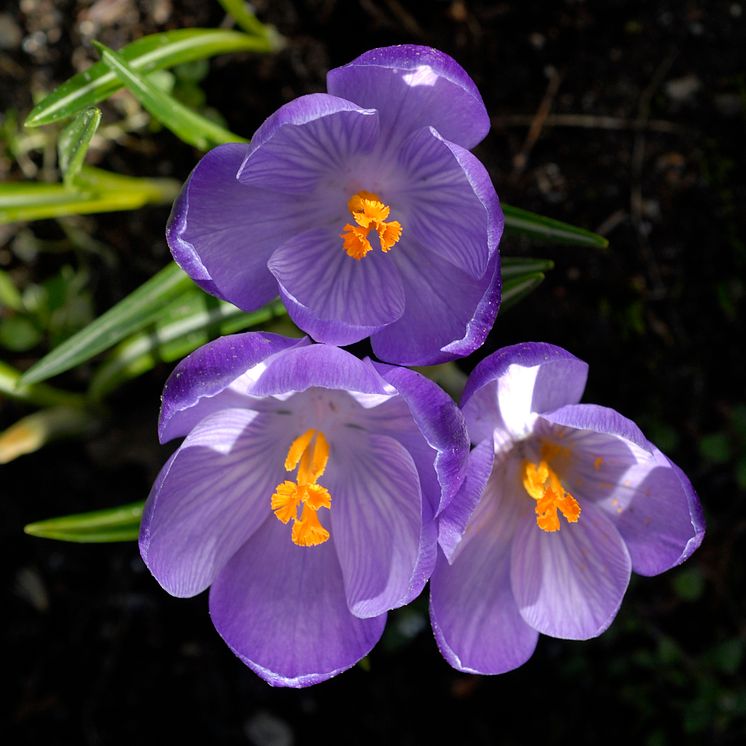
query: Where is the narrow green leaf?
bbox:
[0,406,96,464]
[90,296,288,399]
[501,272,546,311]
[0,360,86,408]
[0,167,179,224]
[94,41,246,150]
[502,203,608,248]
[218,0,278,43]
[0,268,23,310]
[58,107,102,186]
[501,257,554,278]
[25,501,144,543]
[26,29,276,128]
[19,263,192,386]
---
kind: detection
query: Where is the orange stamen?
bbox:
[522,459,581,533]
[271,429,332,547]
[340,190,403,259]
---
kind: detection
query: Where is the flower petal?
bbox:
[371,246,500,366]
[511,501,632,640]
[437,439,494,561]
[327,45,490,149]
[209,517,386,687]
[461,342,589,443]
[539,404,705,576]
[248,343,390,398]
[237,93,379,194]
[268,227,406,338]
[373,363,469,513]
[430,457,538,674]
[326,433,430,617]
[158,332,308,443]
[166,143,302,312]
[395,126,502,278]
[139,408,289,597]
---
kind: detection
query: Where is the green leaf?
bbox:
[94,41,246,150]
[0,268,23,310]
[0,406,96,464]
[0,167,179,224]
[24,501,144,543]
[19,262,192,386]
[502,203,609,248]
[0,315,42,351]
[672,566,705,602]
[90,296,288,399]
[218,0,279,44]
[699,432,732,465]
[501,272,546,311]
[501,256,554,278]
[0,360,86,408]
[58,107,102,187]
[26,29,277,128]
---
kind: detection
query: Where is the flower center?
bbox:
[521,459,581,533]
[271,428,332,547]
[340,190,403,260]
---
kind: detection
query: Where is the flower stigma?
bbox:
[521,459,581,533]
[271,428,332,547]
[340,190,402,260]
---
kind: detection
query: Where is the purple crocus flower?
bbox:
[167,45,503,366]
[430,342,705,675]
[139,331,468,686]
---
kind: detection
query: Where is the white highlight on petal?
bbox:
[402,64,439,87]
[497,363,541,439]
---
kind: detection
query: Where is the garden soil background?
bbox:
[2,1,745,744]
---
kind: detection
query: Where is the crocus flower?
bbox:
[167,45,503,365]
[430,342,705,674]
[139,331,468,686]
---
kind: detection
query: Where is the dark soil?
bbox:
[2,1,745,744]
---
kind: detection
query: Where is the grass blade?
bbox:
[94,41,246,150]
[502,203,608,248]
[26,29,276,128]
[0,361,86,408]
[19,263,192,386]
[0,407,97,464]
[501,256,554,278]
[501,272,546,311]
[218,0,279,42]
[25,501,144,543]
[0,167,179,224]
[58,107,102,186]
[90,296,288,399]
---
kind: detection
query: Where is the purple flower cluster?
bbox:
[142,46,705,687]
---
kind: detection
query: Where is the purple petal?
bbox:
[429,458,538,674]
[395,126,502,278]
[249,343,390,398]
[372,248,500,366]
[278,288,385,347]
[461,342,589,443]
[327,45,490,149]
[237,94,379,194]
[373,363,469,513]
[511,501,632,640]
[209,517,386,687]
[268,227,406,334]
[140,408,289,598]
[166,143,303,312]
[437,439,494,561]
[159,332,308,443]
[538,405,705,576]
[326,433,429,617]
